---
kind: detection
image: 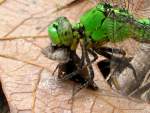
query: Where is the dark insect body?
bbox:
[57,51,98,92]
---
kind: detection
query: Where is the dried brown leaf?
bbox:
[0,0,149,113]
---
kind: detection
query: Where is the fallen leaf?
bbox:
[0,0,149,113]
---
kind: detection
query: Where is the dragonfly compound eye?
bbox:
[48,16,73,47]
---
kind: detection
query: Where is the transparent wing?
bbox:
[48,1,150,110]
[96,0,150,103]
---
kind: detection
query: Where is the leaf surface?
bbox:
[0,0,149,113]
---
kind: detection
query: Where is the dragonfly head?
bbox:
[48,16,73,47]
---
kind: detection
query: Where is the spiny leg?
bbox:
[95,47,138,90]
[88,49,98,62]
[129,71,150,99]
[57,50,98,90]
[58,51,89,82]
[98,47,126,56]
[59,39,98,95]
[59,46,126,86]
[94,46,127,82]
[60,49,98,81]
[57,58,87,84]
[73,55,98,95]
[52,63,61,76]
[73,39,98,95]
[129,82,150,101]
[94,46,125,89]
[59,52,85,80]
[94,46,126,60]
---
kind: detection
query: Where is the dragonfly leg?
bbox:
[96,47,138,90]
[129,82,150,102]
[73,57,98,95]
[88,49,98,62]
[58,51,98,91]
[73,40,98,95]
[59,48,98,81]
[94,47,127,89]
[98,47,126,56]
[73,48,98,71]
[94,46,126,60]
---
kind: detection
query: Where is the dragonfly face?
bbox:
[48,16,74,47]
[46,17,74,63]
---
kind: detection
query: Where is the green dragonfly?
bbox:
[42,0,150,95]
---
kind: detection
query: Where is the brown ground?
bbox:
[0,0,149,113]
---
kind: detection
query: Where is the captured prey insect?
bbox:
[42,44,99,91]
[43,2,150,95]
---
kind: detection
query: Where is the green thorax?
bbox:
[79,3,150,43]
